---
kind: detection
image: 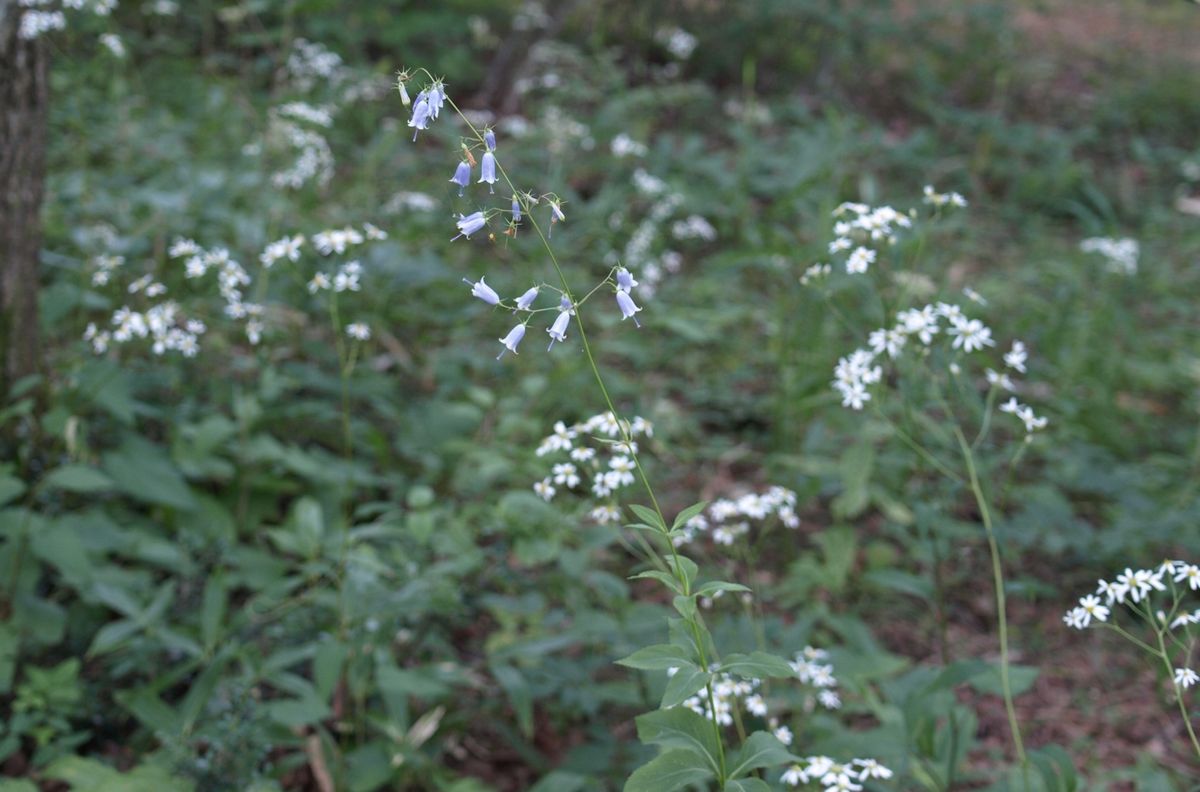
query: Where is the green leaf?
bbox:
[724,779,773,792]
[623,749,713,792]
[635,708,721,774]
[665,555,698,589]
[661,664,710,709]
[616,644,694,671]
[200,576,226,653]
[0,624,17,694]
[968,664,1039,697]
[720,652,796,680]
[492,663,534,738]
[0,476,25,506]
[671,502,709,531]
[672,594,698,621]
[629,569,684,594]
[102,437,195,511]
[41,464,115,494]
[628,504,666,532]
[864,569,933,601]
[313,640,348,701]
[727,731,796,778]
[694,580,752,598]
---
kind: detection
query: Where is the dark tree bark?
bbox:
[0,1,48,398]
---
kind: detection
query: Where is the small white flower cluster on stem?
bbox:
[531,413,653,520]
[1065,560,1200,756]
[781,756,893,790]
[826,202,914,274]
[832,300,1048,435]
[790,645,842,711]
[1080,236,1139,276]
[922,184,967,209]
[673,486,799,547]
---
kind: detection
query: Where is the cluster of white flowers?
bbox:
[671,214,717,242]
[266,103,335,190]
[285,38,346,91]
[655,26,698,59]
[260,234,305,268]
[1066,561,1200,630]
[826,201,916,274]
[671,648,841,736]
[1080,236,1139,276]
[383,191,438,214]
[782,757,893,790]
[679,670,763,726]
[673,486,799,547]
[532,413,653,520]
[611,133,648,158]
[605,185,685,299]
[832,300,1047,434]
[17,0,115,40]
[922,184,968,209]
[313,223,385,255]
[90,254,123,286]
[1067,561,1199,694]
[790,646,842,710]
[800,263,832,286]
[85,303,203,357]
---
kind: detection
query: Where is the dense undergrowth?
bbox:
[2,1,1200,790]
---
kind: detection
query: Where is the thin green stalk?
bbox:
[440,91,730,782]
[1154,624,1200,760]
[953,425,1026,766]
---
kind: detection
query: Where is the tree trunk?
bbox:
[0,1,48,399]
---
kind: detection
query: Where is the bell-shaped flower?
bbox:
[497,323,526,359]
[428,81,446,119]
[484,128,497,151]
[454,211,486,240]
[546,309,571,350]
[463,276,500,305]
[511,194,522,223]
[616,267,638,292]
[514,286,539,312]
[615,289,642,327]
[548,199,565,237]
[449,161,471,197]
[397,80,411,106]
[478,152,497,194]
[408,94,432,141]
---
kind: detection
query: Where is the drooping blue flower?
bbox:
[429,81,446,119]
[454,211,487,240]
[548,200,565,237]
[497,323,526,359]
[408,95,432,141]
[514,286,539,312]
[616,267,638,292]
[484,128,497,152]
[615,290,642,326]
[450,161,471,197]
[478,152,497,194]
[546,309,571,350]
[511,194,522,223]
[463,276,500,305]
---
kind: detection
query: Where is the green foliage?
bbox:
[2,0,1199,789]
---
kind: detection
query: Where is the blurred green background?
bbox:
[2,0,1200,789]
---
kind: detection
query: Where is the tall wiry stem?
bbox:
[434,87,730,781]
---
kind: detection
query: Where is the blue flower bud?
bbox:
[463,276,500,305]
[429,81,445,119]
[497,323,526,359]
[454,211,486,240]
[615,290,642,326]
[484,128,497,151]
[450,161,471,197]
[511,194,522,223]
[514,286,539,312]
[616,267,638,292]
[478,152,497,194]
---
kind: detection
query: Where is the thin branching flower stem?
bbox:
[1155,626,1200,759]
[439,90,730,782]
